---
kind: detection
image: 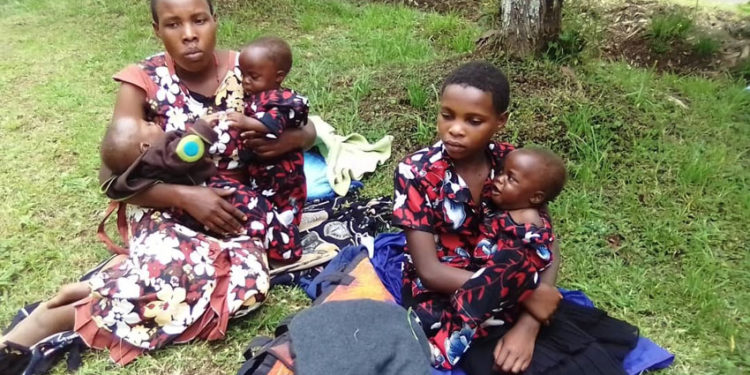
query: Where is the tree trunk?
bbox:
[496,0,563,58]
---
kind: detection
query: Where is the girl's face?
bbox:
[152,0,217,73]
[437,84,507,162]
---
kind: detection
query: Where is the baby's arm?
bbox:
[507,207,543,226]
[247,89,310,137]
[406,230,474,294]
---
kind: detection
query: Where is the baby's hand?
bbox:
[225,112,267,133]
[521,283,562,324]
[201,112,224,126]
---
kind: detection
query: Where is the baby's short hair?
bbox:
[247,36,293,74]
[100,119,144,174]
[442,61,510,114]
[518,147,566,202]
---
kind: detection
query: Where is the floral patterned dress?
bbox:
[392,141,556,369]
[74,51,273,365]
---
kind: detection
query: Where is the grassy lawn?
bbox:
[0,0,748,374]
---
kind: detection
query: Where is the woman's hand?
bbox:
[493,314,540,373]
[178,186,246,235]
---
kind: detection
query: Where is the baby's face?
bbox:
[238,46,282,94]
[137,121,166,151]
[491,150,545,210]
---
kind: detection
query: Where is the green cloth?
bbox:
[310,116,393,196]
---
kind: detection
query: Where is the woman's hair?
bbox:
[150,0,215,23]
[441,61,510,114]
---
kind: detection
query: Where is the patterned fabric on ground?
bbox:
[297,193,391,257]
[269,193,392,289]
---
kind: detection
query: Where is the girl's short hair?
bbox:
[441,61,510,114]
[151,0,215,23]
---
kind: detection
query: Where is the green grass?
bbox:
[693,35,721,58]
[648,12,694,53]
[1,0,749,374]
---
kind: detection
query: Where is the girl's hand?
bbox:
[179,186,246,235]
[521,283,562,324]
[493,314,540,373]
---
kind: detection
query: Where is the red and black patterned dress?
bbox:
[73,51,282,365]
[240,89,309,262]
[392,140,555,369]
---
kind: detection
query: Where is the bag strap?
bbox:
[314,272,355,298]
[237,334,295,375]
[96,201,129,255]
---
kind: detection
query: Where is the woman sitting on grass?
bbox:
[393,61,639,374]
[0,0,315,371]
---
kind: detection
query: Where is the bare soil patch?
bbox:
[601,0,750,74]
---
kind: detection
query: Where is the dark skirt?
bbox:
[461,300,639,375]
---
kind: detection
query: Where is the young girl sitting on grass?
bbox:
[393,61,638,374]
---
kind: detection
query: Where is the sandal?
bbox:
[0,341,31,375]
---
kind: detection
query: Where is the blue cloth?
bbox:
[371,232,673,375]
[371,232,406,304]
[304,150,362,201]
[623,337,675,374]
[431,367,467,375]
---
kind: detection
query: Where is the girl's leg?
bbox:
[0,282,90,348]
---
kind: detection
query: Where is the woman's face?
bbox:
[152,0,217,73]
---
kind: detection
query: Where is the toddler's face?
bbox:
[238,46,282,94]
[137,121,166,151]
[491,150,545,210]
[437,84,504,161]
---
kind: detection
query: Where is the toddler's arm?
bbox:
[507,208,543,226]
[245,89,309,137]
[520,283,562,324]
[224,111,268,134]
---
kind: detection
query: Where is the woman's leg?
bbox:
[0,254,124,349]
[0,283,90,348]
